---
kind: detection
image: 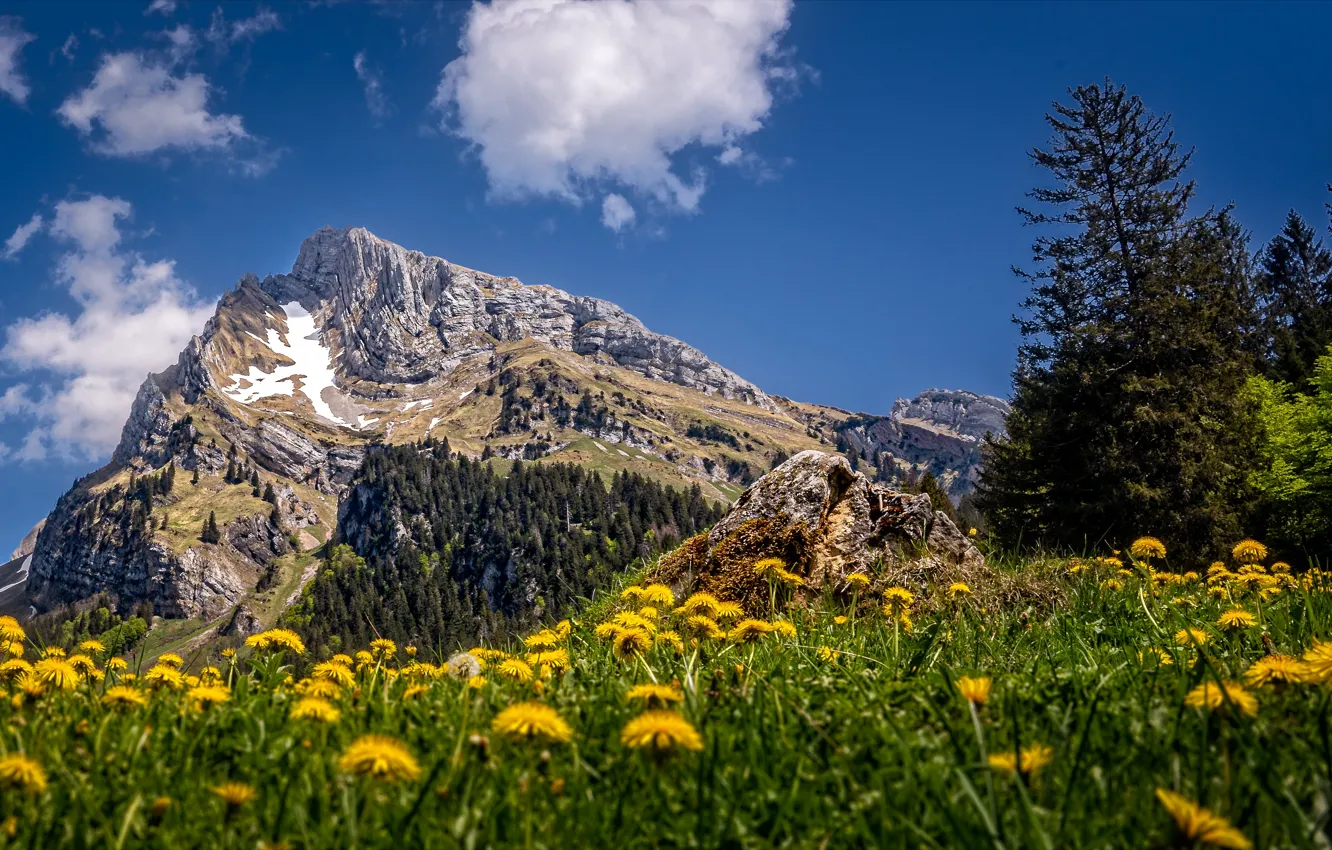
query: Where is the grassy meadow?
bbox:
[1,538,1331,848]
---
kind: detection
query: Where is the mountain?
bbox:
[20,226,1007,643]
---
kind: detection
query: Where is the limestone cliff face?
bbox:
[260,226,772,407]
[890,389,1010,442]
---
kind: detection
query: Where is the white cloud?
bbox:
[159,25,195,64]
[206,7,281,49]
[600,193,635,233]
[57,51,248,157]
[60,34,79,62]
[353,50,392,123]
[0,195,215,462]
[434,0,798,215]
[3,213,44,260]
[0,17,35,105]
[145,0,177,15]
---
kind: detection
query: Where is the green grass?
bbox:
[2,553,1330,848]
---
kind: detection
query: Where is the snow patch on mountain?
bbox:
[221,302,350,427]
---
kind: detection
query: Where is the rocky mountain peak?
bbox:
[890,389,1010,442]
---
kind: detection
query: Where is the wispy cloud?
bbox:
[353,50,392,124]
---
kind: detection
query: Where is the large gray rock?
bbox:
[655,450,983,602]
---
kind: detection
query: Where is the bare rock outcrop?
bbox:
[651,450,983,607]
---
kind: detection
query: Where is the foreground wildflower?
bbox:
[0,616,23,643]
[685,615,725,641]
[1184,681,1258,717]
[144,665,185,690]
[728,619,775,644]
[678,592,720,617]
[753,558,786,579]
[1155,788,1251,849]
[77,639,106,656]
[312,660,356,687]
[189,685,231,710]
[770,620,797,638]
[497,658,535,682]
[1300,641,1332,683]
[1130,536,1167,561]
[1231,539,1267,564]
[956,676,992,706]
[211,782,257,809]
[948,582,973,600]
[641,584,675,607]
[369,638,397,660]
[157,653,184,669]
[32,657,80,691]
[524,630,560,650]
[621,711,704,752]
[626,683,684,706]
[1243,655,1304,687]
[0,754,47,794]
[713,601,744,621]
[656,629,685,653]
[0,659,30,681]
[988,745,1054,777]
[845,572,871,590]
[492,702,573,743]
[291,697,341,723]
[101,685,149,709]
[339,735,421,782]
[527,648,571,674]
[817,645,840,662]
[614,628,653,659]
[1217,610,1257,632]
[1175,628,1210,648]
[246,629,306,656]
[882,586,914,614]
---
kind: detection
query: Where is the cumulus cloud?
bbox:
[0,17,35,105]
[3,213,44,260]
[434,0,798,215]
[0,195,215,461]
[57,51,249,157]
[353,50,392,123]
[145,0,177,15]
[600,193,635,233]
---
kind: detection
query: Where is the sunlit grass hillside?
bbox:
[2,537,1331,848]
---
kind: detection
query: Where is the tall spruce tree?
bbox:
[1256,209,1332,389]
[978,80,1260,559]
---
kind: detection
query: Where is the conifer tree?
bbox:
[201,511,221,544]
[978,80,1261,559]
[1257,209,1332,389]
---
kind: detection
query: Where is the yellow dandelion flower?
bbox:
[67,654,96,676]
[1217,610,1256,632]
[655,630,684,653]
[817,645,839,662]
[78,639,106,656]
[641,584,675,607]
[957,676,992,705]
[638,606,660,620]
[1184,681,1258,717]
[968,527,979,537]
[1101,578,1124,591]
[312,660,356,687]
[882,586,914,614]
[297,678,341,699]
[32,657,81,691]
[402,684,428,700]
[727,619,775,643]
[368,638,397,660]
[621,710,704,751]
[845,572,871,589]
[144,664,185,690]
[0,754,47,794]
[1175,628,1210,648]
[0,617,24,643]
[948,582,973,599]
[157,653,184,669]
[554,620,572,638]
[987,752,1017,773]
[770,620,797,638]
[211,782,256,809]
[524,630,560,650]
[685,615,725,640]
[245,629,306,656]
[1243,655,1305,687]
[526,648,570,672]
[467,675,487,689]
[339,735,421,782]
[189,684,231,710]
[613,628,653,659]
[101,685,149,708]
[775,567,805,587]
[612,611,656,633]
[753,557,786,578]
[1231,539,1267,564]
[492,701,573,742]
[1155,788,1252,850]
[619,585,645,602]
[41,647,66,659]
[595,622,626,641]
[833,615,849,625]
[1270,561,1291,574]
[679,592,721,616]
[713,601,744,621]
[1299,641,1332,684]
[626,683,684,706]
[1,640,21,659]
[0,659,32,681]
[497,658,535,682]
[1129,536,1167,561]
[988,744,1053,776]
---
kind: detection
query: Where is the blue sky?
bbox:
[0,0,1330,550]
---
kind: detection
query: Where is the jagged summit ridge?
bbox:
[890,389,1010,442]
[254,226,772,408]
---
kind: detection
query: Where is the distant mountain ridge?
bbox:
[20,226,1008,637]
